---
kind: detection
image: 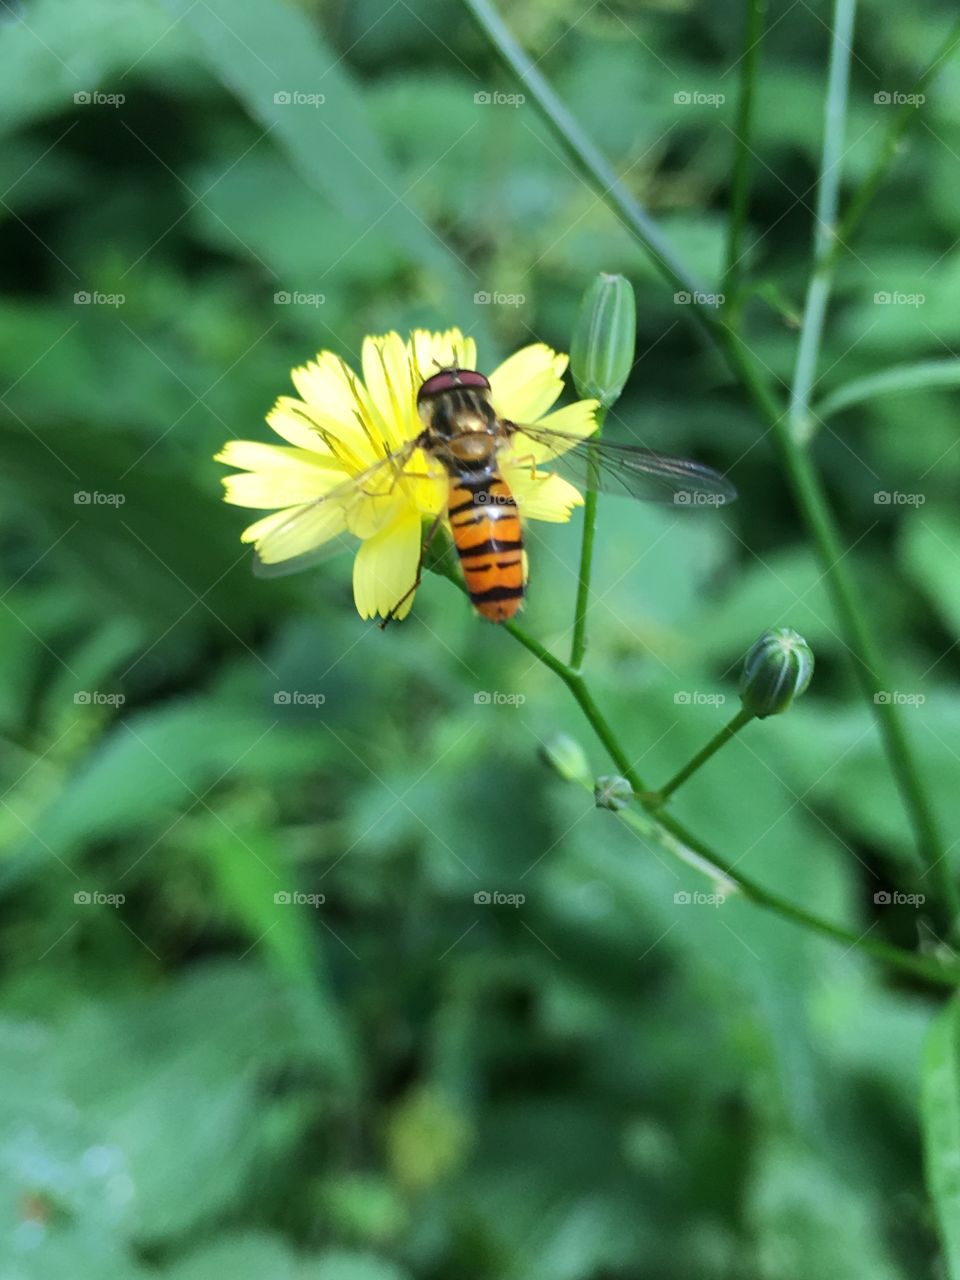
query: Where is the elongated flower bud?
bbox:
[570,273,636,408]
[541,732,590,784]
[739,628,814,719]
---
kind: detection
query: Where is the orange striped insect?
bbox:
[254,366,736,623]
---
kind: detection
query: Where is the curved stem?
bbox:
[570,407,606,671]
[652,706,754,805]
[723,0,765,308]
[463,0,956,926]
[787,0,856,447]
[500,614,960,989]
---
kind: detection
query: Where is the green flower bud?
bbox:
[570,273,636,408]
[739,628,814,719]
[594,775,634,811]
[541,732,590,784]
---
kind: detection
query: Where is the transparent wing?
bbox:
[252,442,419,579]
[504,423,737,507]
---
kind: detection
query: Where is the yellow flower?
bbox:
[216,329,599,621]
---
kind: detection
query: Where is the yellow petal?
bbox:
[505,397,600,465]
[409,329,478,385]
[268,396,373,470]
[252,499,349,564]
[504,466,584,522]
[215,440,345,475]
[362,333,416,449]
[352,506,423,620]
[221,460,347,509]
[488,343,568,423]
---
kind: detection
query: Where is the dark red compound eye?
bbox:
[417,368,490,402]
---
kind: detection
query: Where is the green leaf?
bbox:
[156,0,471,311]
[815,359,960,420]
[922,999,960,1280]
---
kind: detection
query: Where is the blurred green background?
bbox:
[3,0,960,1276]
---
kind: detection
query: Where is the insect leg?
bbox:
[379,510,445,630]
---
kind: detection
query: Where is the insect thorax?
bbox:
[419,387,503,473]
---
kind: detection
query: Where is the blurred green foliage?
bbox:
[2,0,960,1276]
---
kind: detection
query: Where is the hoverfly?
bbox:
[254,366,736,623]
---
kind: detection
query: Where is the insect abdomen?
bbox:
[447,472,524,623]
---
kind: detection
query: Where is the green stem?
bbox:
[723,0,765,307]
[570,406,606,671]
[787,0,855,447]
[504,617,646,793]
[463,0,956,924]
[504,615,960,988]
[652,706,754,805]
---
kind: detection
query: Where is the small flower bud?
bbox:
[594,775,633,810]
[739,628,814,719]
[570,273,636,408]
[541,732,590,784]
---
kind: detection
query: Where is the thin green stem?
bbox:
[503,615,960,988]
[723,0,765,308]
[504,617,646,793]
[570,406,606,671]
[464,0,957,926]
[787,0,856,447]
[652,707,754,805]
